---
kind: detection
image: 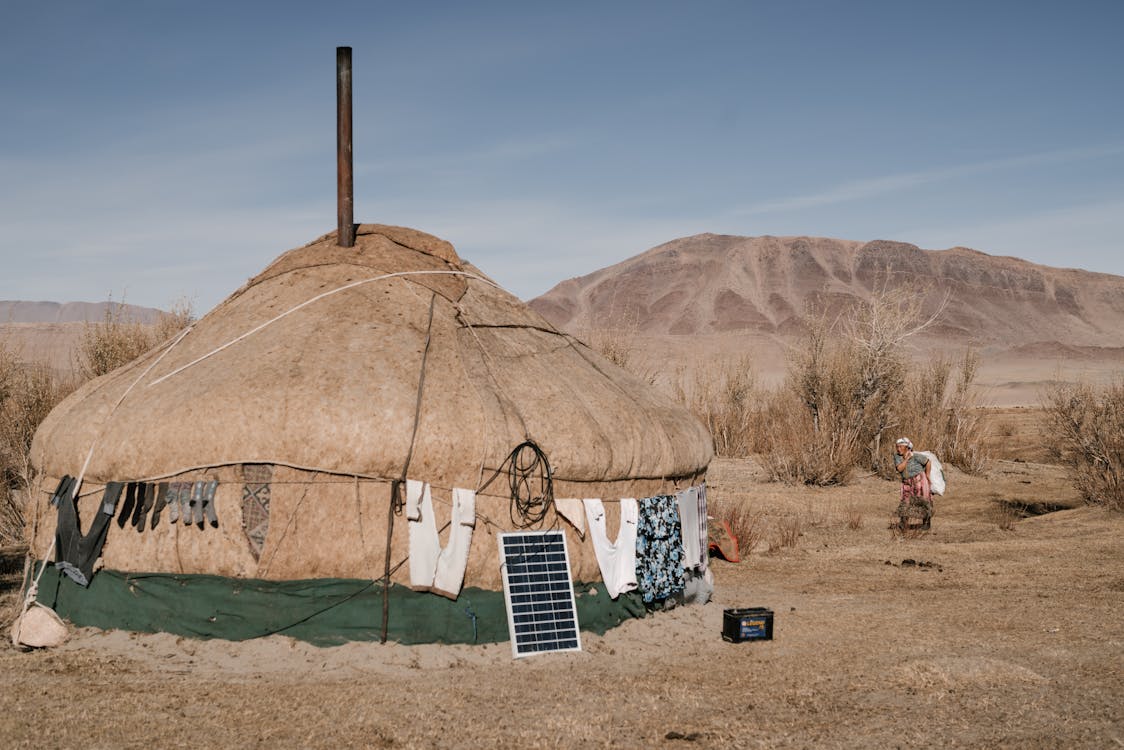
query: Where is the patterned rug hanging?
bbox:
[241,464,272,560]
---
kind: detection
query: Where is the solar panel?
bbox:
[498,530,582,658]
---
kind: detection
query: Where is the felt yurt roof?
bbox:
[31,225,713,492]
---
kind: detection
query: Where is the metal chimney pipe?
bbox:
[336,46,355,247]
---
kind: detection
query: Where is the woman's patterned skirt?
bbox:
[898,472,933,522]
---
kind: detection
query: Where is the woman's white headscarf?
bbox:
[895,437,913,450]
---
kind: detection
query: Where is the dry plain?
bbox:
[2,450,1121,749]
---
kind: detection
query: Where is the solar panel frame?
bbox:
[497,530,583,658]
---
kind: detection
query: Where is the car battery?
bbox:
[722,607,774,642]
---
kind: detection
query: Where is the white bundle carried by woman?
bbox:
[916,451,946,496]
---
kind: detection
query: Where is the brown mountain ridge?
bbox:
[530,234,1124,349]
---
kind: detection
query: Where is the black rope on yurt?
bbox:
[382,292,437,643]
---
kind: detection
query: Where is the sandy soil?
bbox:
[2,457,1121,749]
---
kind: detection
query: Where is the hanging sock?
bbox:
[167,483,181,524]
[116,482,138,528]
[431,488,477,599]
[150,482,169,529]
[583,498,639,600]
[406,480,439,590]
[189,481,206,526]
[179,483,193,524]
[131,483,153,529]
[201,479,219,527]
[180,482,196,526]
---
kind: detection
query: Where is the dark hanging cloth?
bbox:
[116,482,139,528]
[130,482,151,528]
[54,481,123,587]
[150,482,170,529]
[635,495,687,604]
[133,483,155,531]
[48,476,76,509]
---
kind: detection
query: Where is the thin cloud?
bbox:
[738,143,1124,215]
[355,133,576,177]
[905,195,1124,275]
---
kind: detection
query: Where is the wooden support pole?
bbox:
[336,46,355,247]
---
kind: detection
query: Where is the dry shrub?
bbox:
[768,289,921,484]
[843,504,864,530]
[990,501,1020,531]
[759,287,988,485]
[585,327,634,370]
[581,325,661,388]
[76,297,195,380]
[675,357,764,457]
[800,500,828,529]
[757,371,863,485]
[153,297,195,343]
[658,284,990,485]
[722,502,766,556]
[1041,380,1124,510]
[0,339,76,546]
[769,514,804,551]
[706,491,765,557]
[896,350,991,476]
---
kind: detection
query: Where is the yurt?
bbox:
[22,224,714,648]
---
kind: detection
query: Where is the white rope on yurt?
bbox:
[13,324,195,647]
[146,270,498,388]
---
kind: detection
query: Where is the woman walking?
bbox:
[893,437,932,532]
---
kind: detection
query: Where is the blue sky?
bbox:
[2,1,1122,313]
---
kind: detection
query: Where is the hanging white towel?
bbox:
[676,486,703,572]
[553,498,587,538]
[407,480,440,590]
[583,498,639,600]
[431,488,476,599]
[696,484,709,573]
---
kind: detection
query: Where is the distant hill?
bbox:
[0,300,165,372]
[530,234,1124,347]
[0,300,161,325]
[528,234,1124,405]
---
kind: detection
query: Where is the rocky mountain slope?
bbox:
[530,234,1124,349]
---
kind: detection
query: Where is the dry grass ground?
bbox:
[1,456,1120,748]
[978,406,1051,462]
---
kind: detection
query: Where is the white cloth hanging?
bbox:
[676,486,702,571]
[676,484,709,572]
[583,498,639,600]
[553,497,587,538]
[407,480,440,590]
[408,480,477,598]
[431,488,476,599]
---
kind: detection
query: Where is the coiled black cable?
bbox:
[479,440,555,529]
